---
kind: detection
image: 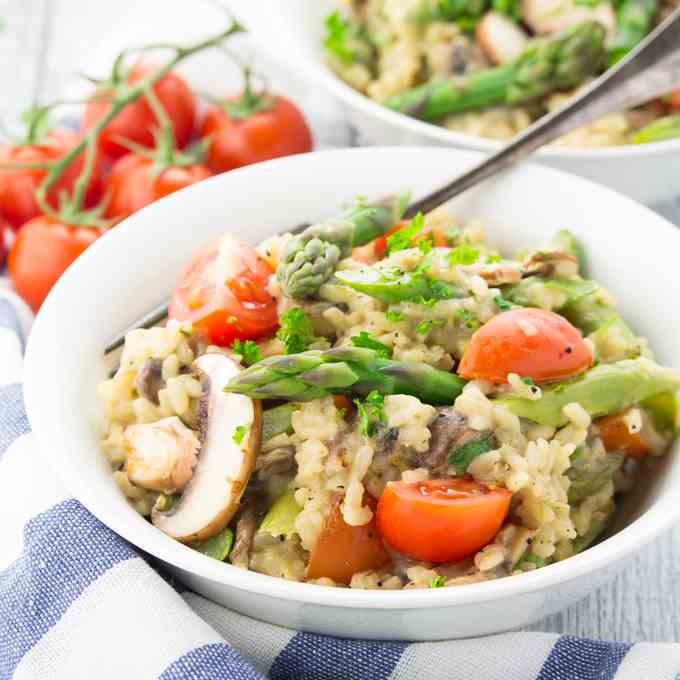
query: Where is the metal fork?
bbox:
[105,9,680,355]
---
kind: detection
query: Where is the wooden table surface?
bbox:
[3,0,680,643]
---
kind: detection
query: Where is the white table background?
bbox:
[3,0,680,643]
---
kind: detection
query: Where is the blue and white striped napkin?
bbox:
[3,296,680,679]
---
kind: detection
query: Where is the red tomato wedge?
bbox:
[377,478,511,563]
[169,235,278,346]
[458,308,592,384]
[307,494,389,584]
[596,408,650,458]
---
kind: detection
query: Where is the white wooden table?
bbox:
[3,0,680,643]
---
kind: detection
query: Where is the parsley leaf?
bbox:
[323,11,371,64]
[233,423,251,445]
[231,339,262,366]
[457,308,478,329]
[521,376,535,386]
[385,309,404,322]
[386,213,424,255]
[485,254,502,264]
[415,319,444,335]
[355,390,386,437]
[351,331,392,359]
[517,552,547,569]
[494,295,512,312]
[492,0,521,20]
[448,244,479,267]
[277,308,317,354]
[429,575,446,588]
[448,436,495,474]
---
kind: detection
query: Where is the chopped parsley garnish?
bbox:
[485,254,503,264]
[448,436,495,474]
[448,244,480,267]
[417,235,434,255]
[415,318,444,335]
[416,296,437,308]
[457,308,478,329]
[233,423,251,445]
[277,307,317,354]
[351,331,392,359]
[323,11,371,64]
[355,390,386,437]
[386,213,424,255]
[445,227,461,246]
[521,376,535,386]
[492,0,521,20]
[385,309,404,322]
[494,295,512,312]
[429,575,446,588]
[231,339,262,366]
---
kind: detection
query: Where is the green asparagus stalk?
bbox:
[415,0,489,24]
[567,449,624,504]
[277,193,410,299]
[385,21,607,121]
[262,404,298,441]
[505,277,598,308]
[335,267,465,304]
[608,0,658,65]
[497,358,680,427]
[630,115,680,144]
[224,346,466,405]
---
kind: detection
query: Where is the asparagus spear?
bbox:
[262,403,298,441]
[277,193,409,299]
[630,115,680,144]
[385,21,607,121]
[223,346,466,405]
[497,358,680,427]
[335,267,465,304]
[609,0,658,65]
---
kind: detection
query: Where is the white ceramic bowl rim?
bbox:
[235,5,680,162]
[24,147,680,611]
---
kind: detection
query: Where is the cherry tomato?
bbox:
[307,494,389,584]
[669,90,680,111]
[169,234,278,346]
[0,217,9,267]
[376,478,511,563]
[83,64,195,161]
[199,95,312,174]
[8,216,103,311]
[458,308,592,384]
[0,129,102,230]
[105,153,211,220]
[596,408,650,458]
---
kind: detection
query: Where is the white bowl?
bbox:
[24,147,680,640]
[234,1,680,206]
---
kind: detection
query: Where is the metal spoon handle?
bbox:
[405,9,680,218]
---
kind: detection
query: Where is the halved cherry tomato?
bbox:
[0,129,102,230]
[332,394,354,418]
[83,64,195,160]
[376,478,511,563]
[105,153,211,220]
[0,217,9,267]
[8,216,104,311]
[596,408,650,458]
[169,235,278,346]
[200,95,312,174]
[307,494,389,584]
[458,308,592,384]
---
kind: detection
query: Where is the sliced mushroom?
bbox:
[522,251,578,278]
[476,12,529,65]
[254,446,296,478]
[419,407,491,470]
[521,0,616,37]
[469,260,523,286]
[124,416,200,494]
[229,503,259,569]
[135,358,165,405]
[152,353,261,543]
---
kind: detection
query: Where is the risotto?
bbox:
[322,0,680,147]
[99,194,679,589]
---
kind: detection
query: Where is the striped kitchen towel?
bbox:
[3,295,680,680]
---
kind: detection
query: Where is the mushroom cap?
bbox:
[152,353,261,543]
